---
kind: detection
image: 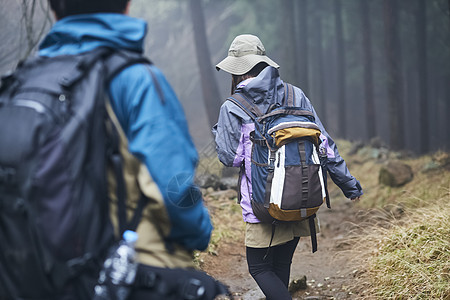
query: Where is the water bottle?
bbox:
[93,230,139,300]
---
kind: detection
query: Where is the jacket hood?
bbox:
[238,66,285,114]
[39,13,147,57]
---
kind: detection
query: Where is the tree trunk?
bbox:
[446,0,450,150]
[360,0,376,140]
[20,0,51,60]
[295,0,309,93]
[383,0,405,150]
[416,0,429,153]
[313,3,326,122]
[280,0,298,85]
[189,0,222,130]
[334,0,347,138]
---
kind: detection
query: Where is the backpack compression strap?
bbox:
[309,214,318,253]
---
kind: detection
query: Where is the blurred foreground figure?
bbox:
[0,0,229,299]
[213,34,363,300]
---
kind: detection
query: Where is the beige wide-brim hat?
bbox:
[216,34,279,75]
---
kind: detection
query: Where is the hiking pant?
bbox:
[246,237,300,300]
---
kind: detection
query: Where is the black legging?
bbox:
[246,237,300,300]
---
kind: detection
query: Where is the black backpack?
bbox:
[0,47,149,299]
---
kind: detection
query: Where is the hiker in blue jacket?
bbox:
[213,34,363,300]
[40,0,226,299]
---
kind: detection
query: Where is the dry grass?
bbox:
[342,147,450,299]
[351,201,450,299]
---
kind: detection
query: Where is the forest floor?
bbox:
[196,142,450,300]
[199,192,365,300]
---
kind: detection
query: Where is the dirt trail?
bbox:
[200,195,365,300]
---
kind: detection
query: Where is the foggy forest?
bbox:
[1,0,449,155]
[1,1,450,299]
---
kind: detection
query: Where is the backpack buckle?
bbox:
[181,278,205,300]
[268,158,275,172]
[268,150,276,172]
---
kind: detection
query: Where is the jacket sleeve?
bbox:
[301,92,363,199]
[212,102,245,168]
[109,64,212,251]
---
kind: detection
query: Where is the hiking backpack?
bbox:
[228,83,331,252]
[0,47,150,299]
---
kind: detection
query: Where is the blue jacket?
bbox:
[39,13,212,251]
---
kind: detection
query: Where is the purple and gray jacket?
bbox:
[212,67,363,223]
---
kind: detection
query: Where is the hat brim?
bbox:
[216,54,279,75]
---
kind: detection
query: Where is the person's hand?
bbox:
[350,196,361,202]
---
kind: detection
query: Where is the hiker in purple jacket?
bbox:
[213,34,363,300]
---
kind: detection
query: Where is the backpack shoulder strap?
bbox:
[227,93,263,121]
[104,49,152,84]
[102,50,154,236]
[283,82,295,107]
[52,47,151,90]
[227,83,296,121]
[104,50,167,104]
